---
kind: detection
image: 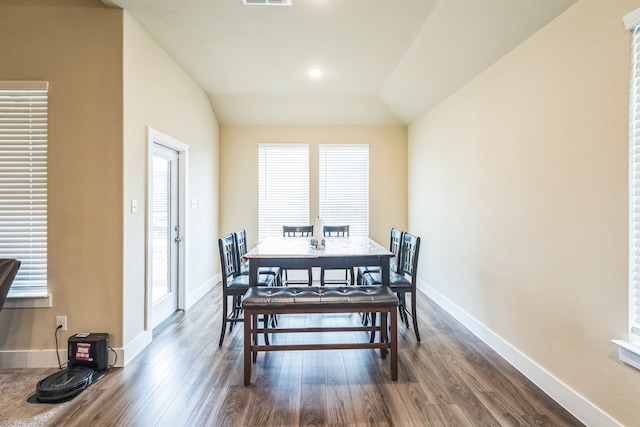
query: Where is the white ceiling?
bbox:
[101,0,577,126]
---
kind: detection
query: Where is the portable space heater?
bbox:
[35,333,109,403]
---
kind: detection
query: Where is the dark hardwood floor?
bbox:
[43,285,584,426]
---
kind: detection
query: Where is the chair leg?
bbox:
[219,294,228,347]
[396,294,405,327]
[399,294,409,328]
[361,311,369,326]
[229,295,242,332]
[369,312,377,343]
[262,314,270,346]
[411,292,420,342]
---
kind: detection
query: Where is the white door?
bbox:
[150,144,181,330]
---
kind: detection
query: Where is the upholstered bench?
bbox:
[242,285,399,385]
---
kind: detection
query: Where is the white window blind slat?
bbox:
[258,144,309,240]
[319,144,369,237]
[0,82,48,297]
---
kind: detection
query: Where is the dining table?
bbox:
[244,236,394,287]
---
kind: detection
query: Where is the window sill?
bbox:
[612,340,640,371]
[4,294,52,309]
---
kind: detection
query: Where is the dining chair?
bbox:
[357,228,403,329]
[363,232,421,342]
[281,225,314,285]
[218,234,275,346]
[320,225,356,286]
[356,228,404,285]
[234,229,281,286]
[282,225,314,237]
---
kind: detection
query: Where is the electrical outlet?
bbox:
[56,316,67,331]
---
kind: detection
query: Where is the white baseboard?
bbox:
[122,275,219,365]
[120,330,151,366]
[0,276,220,369]
[0,341,128,369]
[186,274,219,310]
[417,279,621,427]
[0,349,64,368]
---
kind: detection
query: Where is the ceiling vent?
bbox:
[243,0,292,5]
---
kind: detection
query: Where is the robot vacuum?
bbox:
[34,333,109,403]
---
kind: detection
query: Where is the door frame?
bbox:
[146,127,188,332]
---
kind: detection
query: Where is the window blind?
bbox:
[0,81,48,297]
[319,144,369,237]
[258,144,309,240]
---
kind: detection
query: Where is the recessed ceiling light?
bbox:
[308,68,323,78]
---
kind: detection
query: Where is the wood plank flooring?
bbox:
[40,285,583,426]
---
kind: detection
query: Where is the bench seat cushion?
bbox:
[242,285,398,309]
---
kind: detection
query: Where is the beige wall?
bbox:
[219,126,407,246]
[408,0,638,424]
[122,13,220,349]
[0,2,220,362]
[0,2,124,350]
[5,0,636,422]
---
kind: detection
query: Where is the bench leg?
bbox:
[252,313,259,363]
[244,310,252,385]
[380,310,388,359]
[390,308,398,381]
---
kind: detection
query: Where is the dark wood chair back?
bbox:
[321,225,353,285]
[389,228,404,272]
[323,225,349,237]
[218,234,240,283]
[399,232,420,284]
[282,225,313,237]
[234,229,249,272]
[281,225,314,284]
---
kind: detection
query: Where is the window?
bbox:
[258,144,309,240]
[258,143,369,240]
[628,13,640,340]
[0,81,48,297]
[613,9,640,370]
[319,144,369,236]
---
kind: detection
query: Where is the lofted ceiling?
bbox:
[101,0,577,126]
